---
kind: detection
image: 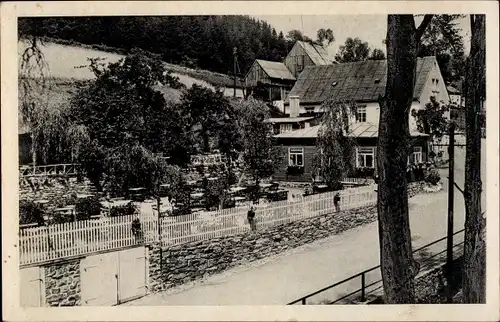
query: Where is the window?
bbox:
[297,56,304,72]
[356,147,375,168]
[410,146,422,164]
[280,123,293,133]
[356,106,367,123]
[289,147,304,167]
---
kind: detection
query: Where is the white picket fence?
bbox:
[19,186,376,265]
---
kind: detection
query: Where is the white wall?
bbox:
[417,59,451,119]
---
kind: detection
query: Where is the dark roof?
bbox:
[296,41,334,65]
[256,60,296,81]
[285,56,437,105]
[275,122,428,139]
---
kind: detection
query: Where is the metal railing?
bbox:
[288,228,465,305]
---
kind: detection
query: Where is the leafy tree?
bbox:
[334,37,371,63]
[411,96,450,141]
[18,35,55,167]
[419,14,466,83]
[316,28,335,46]
[180,85,232,153]
[216,104,243,188]
[377,14,433,303]
[313,101,356,190]
[462,14,485,304]
[236,98,283,201]
[369,48,386,60]
[286,29,312,43]
[67,52,188,194]
[19,200,46,226]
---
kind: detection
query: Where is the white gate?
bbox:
[118,247,148,303]
[81,252,119,306]
[80,246,148,306]
[20,267,44,307]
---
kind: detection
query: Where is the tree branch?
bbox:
[415,14,434,41]
[453,181,465,196]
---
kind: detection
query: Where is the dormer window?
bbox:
[356,105,367,123]
[374,79,381,84]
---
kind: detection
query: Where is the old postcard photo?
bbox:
[2,1,499,321]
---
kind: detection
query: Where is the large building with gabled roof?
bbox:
[272,56,450,183]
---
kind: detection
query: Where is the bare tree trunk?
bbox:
[376,14,432,303]
[30,132,37,168]
[462,14,486,304]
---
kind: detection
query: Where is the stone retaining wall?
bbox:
[415,256,463,304]
[148,204,378,292]
[148,181,432,292]
[44,259,81,306]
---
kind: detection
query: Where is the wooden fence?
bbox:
[19,185,376,266]
[20,163,80,178]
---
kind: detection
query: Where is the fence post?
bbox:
[301,298,306,305]
[361,272,366,302]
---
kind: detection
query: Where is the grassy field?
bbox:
[18,37,244,89]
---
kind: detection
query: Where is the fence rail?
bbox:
[19,185,377,266]
[20,163,80,178]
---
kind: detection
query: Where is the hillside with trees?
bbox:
[18,16,295,77]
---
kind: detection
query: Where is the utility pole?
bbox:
[233,47,237,98]
[446,121,455,303]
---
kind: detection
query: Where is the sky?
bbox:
[254,15,471,56]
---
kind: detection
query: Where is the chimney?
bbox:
[304,122,310,129]
[289,95,300,118]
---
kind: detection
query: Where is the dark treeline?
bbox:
[18,16,294,76]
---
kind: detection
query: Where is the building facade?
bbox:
[272,56,446,183]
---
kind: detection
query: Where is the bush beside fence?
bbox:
[19,185,377,266]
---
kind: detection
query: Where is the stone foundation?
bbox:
[44,259,81,306]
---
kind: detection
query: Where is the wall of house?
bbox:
[284,43,315,78]
[284,100,428,134]
[274,143,317,182]
[244,61,271,88]
[273,137,429,183]
[416,60,451,119]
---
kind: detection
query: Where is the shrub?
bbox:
[286,166,304,175]
[48,193,78,209]
[75,196,102,221]
[110,202,138,217]
[351,167,375,178]
[19,200,46,226]
[425,169,441,185]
